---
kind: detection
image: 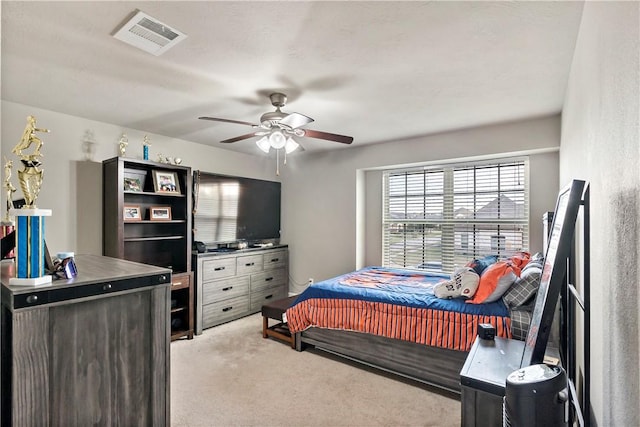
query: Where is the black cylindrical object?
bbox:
[503,364,568,427]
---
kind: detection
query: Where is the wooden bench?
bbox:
[261,295,297,348]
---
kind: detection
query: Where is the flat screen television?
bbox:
[193,171,281,246]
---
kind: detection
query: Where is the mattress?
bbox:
[286,266,512,352]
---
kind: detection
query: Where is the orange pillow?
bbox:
[467,261,518,304]
[508,251,531,274]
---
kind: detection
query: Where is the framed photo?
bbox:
[152,170,181,194]
[123,205,142,221]
[123,168,147,192]
[123,177,142,192]
[150,206,172,221]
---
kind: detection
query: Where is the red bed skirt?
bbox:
[287,297,512,352]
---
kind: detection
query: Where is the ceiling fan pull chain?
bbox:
[276,150,280,176]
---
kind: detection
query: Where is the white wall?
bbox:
[2,105,562,304]
[281,115,560,293]
[1,101,280,257]
[560,2,640,425]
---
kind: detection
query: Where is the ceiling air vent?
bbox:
[113,10,187,56]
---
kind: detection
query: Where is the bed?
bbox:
[286,266,513,393]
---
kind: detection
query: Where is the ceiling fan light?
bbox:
[256,136,270,153]
[285,137,299,154]
[269,130,286,149]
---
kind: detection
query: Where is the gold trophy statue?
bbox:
[4,158,17,222]
[9,115,53,285]
[12,115,49,208]
[1,158,17,259]
[118,133,129,157]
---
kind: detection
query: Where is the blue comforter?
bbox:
[294,266,509,317]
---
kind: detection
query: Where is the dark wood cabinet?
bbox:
[170,271,194,340]
[1,255,171,426]
[102,157,193,340]
[460,337,525,427]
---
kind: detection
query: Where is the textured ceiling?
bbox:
[1,1,584,154]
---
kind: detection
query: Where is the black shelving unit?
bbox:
[103,157,194,340]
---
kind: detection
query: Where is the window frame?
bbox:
[382,157,530,273]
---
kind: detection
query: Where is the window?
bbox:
[382,158,529,273]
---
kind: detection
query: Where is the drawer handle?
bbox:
[245,262,255,267]
[265,277,274,282]
[265,294,273,300]
[214,266,225,271]
[222,286,233,291]
[222,306,233,312]
[26,295,38,304]
[271,258,279,262]
[103,284,112,291]
[173,281,182,286]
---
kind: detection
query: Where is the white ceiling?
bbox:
[1,1,584,155]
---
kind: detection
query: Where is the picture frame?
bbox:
[152,170,181,194]
[123,177,142,192]
[150,206,172,221]
[123,205,142,221]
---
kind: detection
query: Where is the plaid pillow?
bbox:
[502,266,542,308]
[510,309,533,341]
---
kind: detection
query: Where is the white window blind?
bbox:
[193,180,240,244]
[382,158,529,273]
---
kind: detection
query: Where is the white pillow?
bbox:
[434,267,480,299]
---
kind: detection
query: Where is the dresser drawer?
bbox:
[202,276,249,305]
[251,269,287,293]
[202,295,250,328]
[250,285,288,313]
[236,254,263,275]
[263,250,287,270]
[201,257,236,281]
[171,272,191,289]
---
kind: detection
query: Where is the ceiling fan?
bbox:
[198,92,354,149]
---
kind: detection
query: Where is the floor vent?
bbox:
[113,10,187,56]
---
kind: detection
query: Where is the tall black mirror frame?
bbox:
[521,179,586,366]
[522,179,590,426]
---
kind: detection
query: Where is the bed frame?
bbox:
[295,327,468,394]
[293,181,590,425]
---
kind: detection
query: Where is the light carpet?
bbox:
[171,313,461,427]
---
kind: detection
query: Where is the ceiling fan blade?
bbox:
[278,112,314,129]
[302,129,354,144]
[199,116,258,128]
[220,132,259,144]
